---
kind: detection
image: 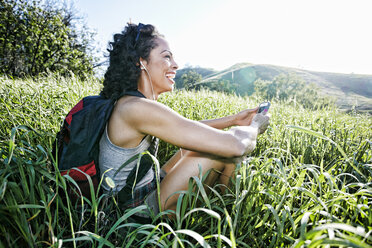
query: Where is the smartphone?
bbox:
[258,102,270,114]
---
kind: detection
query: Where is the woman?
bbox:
[99,23,270,216]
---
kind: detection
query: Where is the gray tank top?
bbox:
[99,125,154,192]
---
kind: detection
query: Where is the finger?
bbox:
[243,107,258,114]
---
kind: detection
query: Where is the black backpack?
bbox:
[53,91,158,206]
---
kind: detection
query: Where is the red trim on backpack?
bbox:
[66,100,84,125]
[61,160,97,182]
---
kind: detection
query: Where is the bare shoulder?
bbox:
[116,96,170,115]
[115,96,179,125]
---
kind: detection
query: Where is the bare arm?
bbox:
[200,107,259,130]
[118,99,267,158]
[200,115,235,129]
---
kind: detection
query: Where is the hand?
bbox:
[228,125,258,155]
[251,113,270,134]
[235,107,259,126]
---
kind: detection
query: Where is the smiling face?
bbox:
[140,37,178,96]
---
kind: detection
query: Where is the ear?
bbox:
[139,58,147,70]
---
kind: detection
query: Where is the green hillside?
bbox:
[177,63,372,112]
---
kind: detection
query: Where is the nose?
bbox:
[172,58,178,70]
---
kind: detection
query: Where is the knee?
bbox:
[179,149,198,158]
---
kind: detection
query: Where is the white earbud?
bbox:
[140,61,146,70]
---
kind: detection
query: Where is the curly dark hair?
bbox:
[100,23,163,100]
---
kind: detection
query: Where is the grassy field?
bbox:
[0,74,371,247]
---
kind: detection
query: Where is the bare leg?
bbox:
[219,163,236,189]
[161,149,184,174]
[159,150,235,212]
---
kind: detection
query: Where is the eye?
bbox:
[164,55,171,59]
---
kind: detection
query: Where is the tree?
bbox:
[0,0,97,77]
[177,70,202,89]
[202,79,238,94]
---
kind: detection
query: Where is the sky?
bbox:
[74,0,372,75]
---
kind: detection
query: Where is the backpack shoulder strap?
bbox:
[124,90,146,98]
[117,136,159,207]
[116,89,147,100]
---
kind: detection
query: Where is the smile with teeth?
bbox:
[165,73,176,83]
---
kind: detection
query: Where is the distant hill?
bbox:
[176,63,372,112]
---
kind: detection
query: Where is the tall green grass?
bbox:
[0,74,371,247]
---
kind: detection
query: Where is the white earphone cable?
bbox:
[141,62,156,101]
